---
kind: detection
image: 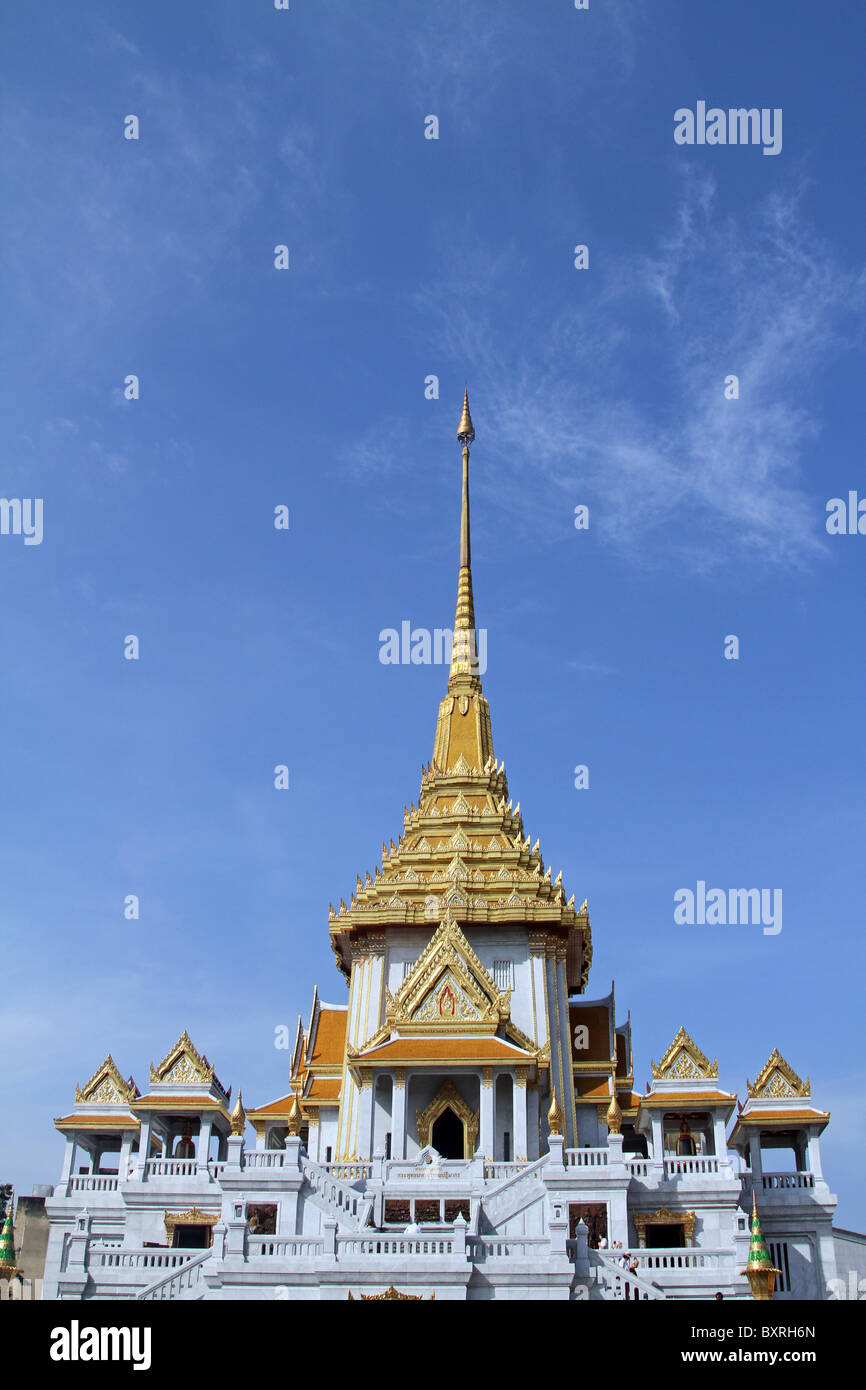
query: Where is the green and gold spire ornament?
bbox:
[740,1192,781,1300]
[0,1191,19,1282]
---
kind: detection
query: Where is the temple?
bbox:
[42,393,845,1300]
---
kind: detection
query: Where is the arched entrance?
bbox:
[415,1079,479,1158]
[431,1107,465,1159]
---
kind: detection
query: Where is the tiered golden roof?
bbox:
[328,390,591,992]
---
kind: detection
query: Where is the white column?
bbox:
[392,1070,406,1159]
[806,1129,824,1180]
[513,1071,528,1162]
[137,1115,154,1180]
[713,1113,730,1169]
[118,1132,133,1182]
[197,1115,213,1172]
[60,1136,76,1186]
[357,1078,375,1160]
[749,1134,764,1186]
[479,1069,494,1158]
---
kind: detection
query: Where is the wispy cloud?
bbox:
[405,173,865,573]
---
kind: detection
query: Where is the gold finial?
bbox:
[456,385,475,444]
[547,1088,563,1137]
[606,1087,622,1135]
[230,1089,246,1136]
[287,1092,304,1137]
[448,388,480,691]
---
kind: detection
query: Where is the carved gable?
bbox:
[747,1048,810,1099]
[75,1055,139,1105]
[386,916,506,1035]
[651,1026,718,1081]
[149,1030,228,1098]
[412,969,482,1024]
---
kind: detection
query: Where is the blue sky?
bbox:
[2,1,864,1229]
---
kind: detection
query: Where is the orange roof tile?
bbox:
[304,1079,342,1102]
[310,1009,347,1065]
[734,1108,829,1125]
[55,1114,140,1129]
[246,1094,295,1119]
[639,1091,736,1113]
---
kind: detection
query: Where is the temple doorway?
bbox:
[646,1223,685,1249]
[431,1107,465,1159]
[172,1224,211,1249]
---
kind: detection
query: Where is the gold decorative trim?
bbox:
[634,1208,696,1248]
[75,1055,139,1105]
[746,1048,810,1099]
[416,1080,478,1157]
[164,1208,219,1246]
[383,916,508,1036]
[150,1030,226,1093]
[651,1026,718,1081]
[348,1286,433,1301]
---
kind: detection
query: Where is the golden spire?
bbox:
[547,1088,563,1137]
[449,387,480,693]
[606,1086,622,1135]
[230,1089,246,1136]
[287,1093,304,1137]
[457,385,475,446]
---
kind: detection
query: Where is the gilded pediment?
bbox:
[75,1055,139,1105]
[385,916,506,1035]
[150,1030,227,1096]
[747,1048,809,1099]
[651,1026,718,1081]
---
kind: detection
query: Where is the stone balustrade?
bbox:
[244,1150,288,1169]
[483,1161,529,1181]
[66,1175,119,1193]
[89,1247,199,1272]
[761,1171,815,1190]
[145,1158,199,1178]
[564,1148,610,1168]
[248,1235,325,1257]
[468,1235,550,1259]
[337,1233,457,1257]
[663,1155,721,1177]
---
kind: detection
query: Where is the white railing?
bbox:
[664,1156,720,1177]
[248,1236,325,1257]
[761,1171,814,1190]
[635,1247,726,1272]
[210,1162,227,1179]
[624,1158,650,1177]
[245,1150,287,1169]
[146,1158,198,1178]
[320,1161,372,1181]
[337,1234,455,1257]
[138,1249,212,1301]
[469,1235,550,1259]
[565,1148,610,1168]
[301,1157,372,1229]
[593,1251,665,1301]
[67,1175,119,1193]
[483,1162,529,1181]
[90,1248,198,1272]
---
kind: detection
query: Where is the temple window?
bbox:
[493,960,514,991]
